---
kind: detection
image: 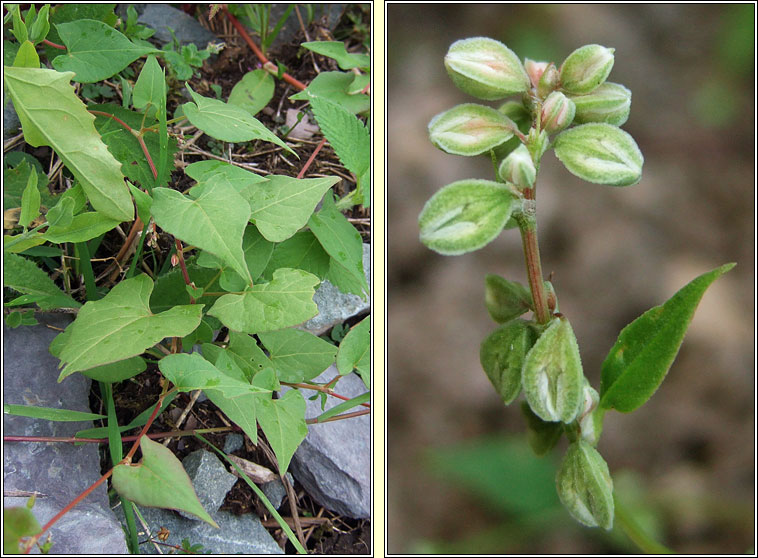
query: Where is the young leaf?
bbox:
[302,41,370,70]
[181,84,295,155]
[19,168,40,228]
[132,55,165,114]
[4,506,41,554]
[599,263,735,413]
[228,69,275,116]
[418,179,516,256]
[57,274,203,379]
[336,316,370,382]
[553,123,643,187]
[42,211,122,243]
[3,67,133,221]
[246,175,340,242]
[13,40,40,68]
[52,19,158,83]
[257,389,308,475]
[151,180,252,284]
[3,252,81,309]
[207,268,320,334]
[112,436,219,528]
[258,328,338,382]
[290,71,369,114]
[308,193,369,295]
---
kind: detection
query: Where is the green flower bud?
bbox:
[526,127,550,162]
[485,274,533,323]
[522,316,584,423]
[553,123,643,186]
[570,82,631,126]
[521,401,564,456]
[537,63,560,98]
[480,319,537,404]
[556,440,614,530]
[429,103,515,156]
[444,37,531,100]
[560,44,615,95]
[541,91,575,134]
[498,144,536,190]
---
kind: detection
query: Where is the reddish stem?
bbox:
[42,38,65,50]
[174,238,194,302]
[297,137,327,179]
[282,381,371,408]
[223,7,307,91]
[4,426,240,445]
[88,110,158,181]
[311,408,370,424]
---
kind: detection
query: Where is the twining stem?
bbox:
[518,189,551,324]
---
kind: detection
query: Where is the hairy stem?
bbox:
[517,190,551,324]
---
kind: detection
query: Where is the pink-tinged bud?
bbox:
[444,37,531,100]
[541,91,576,134]
[428,103,515,156]
[171,254,179,267]
[498,144,536,190]
[560,44,615,95]
[537,63,560,98]
[524,58,549,89]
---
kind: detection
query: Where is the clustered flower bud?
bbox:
[524,58,549,89]
[541,91,575,134]
[444,37,531,100]
[498,144,536,190]
[559,44,615,95]
[536,63,560,98]
[570,82,631,126]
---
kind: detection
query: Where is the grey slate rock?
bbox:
[265,4,347,49]
[261,473,294,510]
[287,366,370,518]
[222,432,244,454]
[177,450,237,520]
[301,244,371,335]
[117,4,218,48]
[3,314,129,554]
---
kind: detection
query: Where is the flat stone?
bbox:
[3,315,128,554]
[222,433,244,454]
[261,473,294,510]
[128,506,283,555]
[301,244,371,335]
[266,4,347,49]
[286,366,370,518]
[177,450,237,519]
[118,4,218,48]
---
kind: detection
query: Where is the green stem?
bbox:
[76,241,99,301]
[614,494,675,554]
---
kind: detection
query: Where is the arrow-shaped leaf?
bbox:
[151,179,252,283]
[258,328,337,382]
[57,274,202,379]
[207,268,320,334]
[112,436,218,528]
[257,389,308,475]
[3,66,133,221]
[599,263,735,412]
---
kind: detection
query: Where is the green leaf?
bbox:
[428,103,515,156]
[42,211,121,243]
[112,436,218,527]
[185,160,266,198]
[4,404,106,422]
[52,19,158,83]
[151,181,252,283]
[599,263,735,412]
[3,158,54,210]
[4,506,41,554]
[302,41,370,70]
[91,103,178,190]
[27,4,50,44]
[480,319,536,405]
[228,69,274,116]
[553,123,643,187]
[159,353,270,444]
[181,84,295,155]
[19,167,40,228]
[308,193,369,295]
[257,389,308,475]
[315,391,370,422]
[132,55,165,114]
[128,183,152,223]
[46,196,76,228]
[520,401,564,456]
[336,316,370,383]
[57,274,203,379]
[79,356,147,383]
[148,264,221,313]
[207,268,319,334]
[3,67,134,221]
[196,224,273,283]
[308,94,369,189]
[419,179,516,255]
[3,252,81,309]
[246,174,339,242]
[290,71,369,114]
[263,231,330,281]
[13,40,40,68]
[485,274,533,323]
[258,328,338,382]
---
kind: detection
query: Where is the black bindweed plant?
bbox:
[418,37,734,542]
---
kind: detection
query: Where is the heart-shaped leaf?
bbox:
[257,389,308,475]
[112,436,218,527]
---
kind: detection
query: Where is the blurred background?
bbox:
[387,4,754,554]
